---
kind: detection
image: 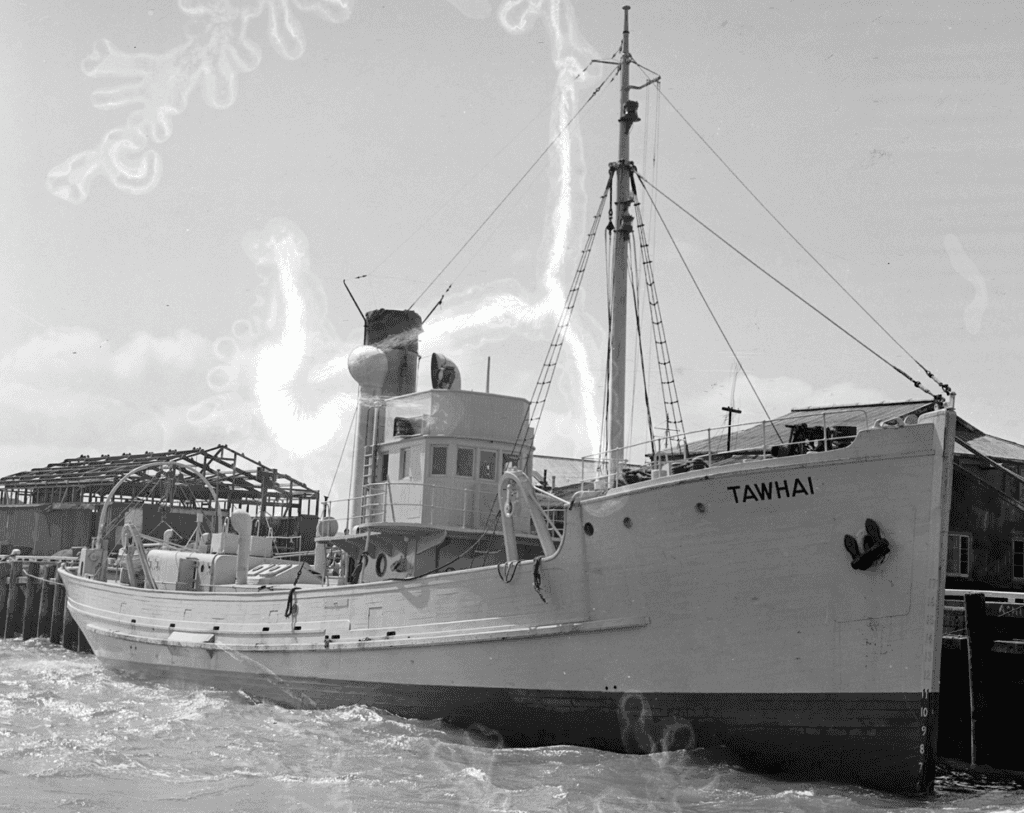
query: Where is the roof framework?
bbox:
[0,445,319,516]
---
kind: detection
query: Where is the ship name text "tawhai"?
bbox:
[727,477,815,504]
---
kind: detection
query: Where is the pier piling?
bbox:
[0,562,10,635]
[3,560,24,639]
[50,573,67,646]
[22,562,40,641]
[0,560,87,651]
[36,564,56,640]
[964,592,992,767]
[62,593,85,653]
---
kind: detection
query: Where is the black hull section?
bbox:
[101,657,934,795]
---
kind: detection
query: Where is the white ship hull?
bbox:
[62,412,954,794]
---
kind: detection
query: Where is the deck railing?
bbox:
[327,481,551,536]
[583,410,873,486]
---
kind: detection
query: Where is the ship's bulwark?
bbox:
[61,412,953,796]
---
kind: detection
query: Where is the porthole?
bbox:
[583,522,594,536]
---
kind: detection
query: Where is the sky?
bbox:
[1,0,1022,506]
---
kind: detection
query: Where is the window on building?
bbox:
[456,447,475,477]
[478,451,497,480]
[1014,536,1024,581]
[398,448,409,480]
[1013,466,1024,502]
[431,445,447,476]
[947,532,971,578]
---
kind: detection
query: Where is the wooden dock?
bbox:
[939,590,1024,773]
[0,557,91,653]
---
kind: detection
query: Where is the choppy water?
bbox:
[2,640,1022,813]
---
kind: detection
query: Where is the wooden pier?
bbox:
[939,590,1024,773]
[0,557,91,653]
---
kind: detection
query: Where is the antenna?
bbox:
[722,405,742,452]
[727,361,740,413]
[343,276,366,323]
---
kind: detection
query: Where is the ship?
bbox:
[61,8,955,795]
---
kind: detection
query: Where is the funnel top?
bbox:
[364,309,423,348]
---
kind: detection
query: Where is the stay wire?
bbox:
[655,86,951,399]
[325,407,358,507]
[425,158,549,319]
[635,175,785,443]
[415,176,619,579]
[366,95,554,283]
[408,64,622,310]
[636,173,941,402]
[628,230,658,459]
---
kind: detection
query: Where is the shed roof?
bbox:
[533,455,599,489]
[0,445,319,514]
[784,400,937,428]
[956,434,1024,464]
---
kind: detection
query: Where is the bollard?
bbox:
[37,564,56,641]
[22,562,41,641]
[4,560,24,639]
[0,562,10,636]
[50,576,66,646]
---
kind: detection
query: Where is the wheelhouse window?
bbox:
[478,450,497,480]
[502,452,519,473]
[456,447,474,478]
[398,448,409,480]
[431,445,448,476]
[947,532,971,578]
[1014,536,1024,581]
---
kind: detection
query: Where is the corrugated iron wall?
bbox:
[0,507,94,556]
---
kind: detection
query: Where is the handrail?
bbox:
[324,480,564,538]
[585,410,872,485]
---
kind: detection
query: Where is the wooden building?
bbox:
[0,445,320,556]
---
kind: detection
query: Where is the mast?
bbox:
[609,5,639,474]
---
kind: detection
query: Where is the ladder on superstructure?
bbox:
[360,404,384,524]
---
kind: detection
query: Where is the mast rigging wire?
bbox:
[364,97,559,284]
[407,64,622,310]
[411,173,619,579]
[636,173,942,403]
[325,407,358,506]
[655,86,952,400]
[627,233,657,459]
[635,175,784,442]
[630,178,687,447]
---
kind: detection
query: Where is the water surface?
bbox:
[2,640,1021,813]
